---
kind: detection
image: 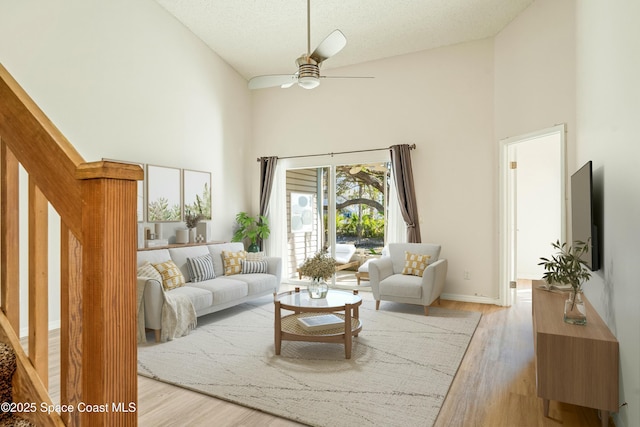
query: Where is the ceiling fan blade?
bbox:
[319,75,375,80]
[248,74,297,90]
[310,29,347,64]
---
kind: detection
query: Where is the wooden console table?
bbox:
[532,282,619,427]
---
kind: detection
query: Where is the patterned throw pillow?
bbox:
[137,261,162,282]
[222,250,246,276]
[152,260,186,290]
[402,251,431,277]
[186,254,215,282]
[245,251,265,262]
[241,259,268,274]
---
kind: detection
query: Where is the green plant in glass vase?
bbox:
[538,239,591,325]
[231,212,270,252]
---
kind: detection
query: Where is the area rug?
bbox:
[137,293,481,427]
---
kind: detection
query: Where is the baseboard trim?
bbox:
[441,292,502,305]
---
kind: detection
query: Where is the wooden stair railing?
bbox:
[0,63,143,426]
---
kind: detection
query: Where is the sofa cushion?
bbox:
[188,278,248,305]
[153,260,186,291]
[241,259,268,274]
[169,286,214,312]
[402,251,430,277]
[187,254,216,282]
[232,273,276,295]
[208,242,246,277]
[222,250,246,276]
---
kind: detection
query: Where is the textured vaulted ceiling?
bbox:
[155,0,535,81]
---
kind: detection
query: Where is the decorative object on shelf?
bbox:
[154,223,163,239]
[298,250,337,299]
[231,212,270,252]
[196,222,209,243]
[538,240,591,325]
[185,209,204,244]
[176,229,189,244]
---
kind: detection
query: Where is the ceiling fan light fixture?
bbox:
[298,76,320,89]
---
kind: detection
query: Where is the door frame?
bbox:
[498,124,567,306]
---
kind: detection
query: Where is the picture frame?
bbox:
[146,164,182,222]
[183,169,212,220]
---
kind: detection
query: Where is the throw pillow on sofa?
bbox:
[186,254,216,282]
[241,259,268,274]
[245,251,265,262]
[222,250,246,276]
[153,260,186,290]
[138,261,162,282]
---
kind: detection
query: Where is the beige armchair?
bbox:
[369,243,447,315]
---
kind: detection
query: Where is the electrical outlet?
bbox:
[463,270,470,280]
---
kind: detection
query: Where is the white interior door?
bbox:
[500,124,566,305]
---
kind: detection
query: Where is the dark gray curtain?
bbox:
[259,156,278,216]
[390,144,421,243]
[258,156,278,249]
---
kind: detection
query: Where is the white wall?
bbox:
[0,0,252,332]
[576,2,640,426]
[494,0,576,164]
[251,39,497,301]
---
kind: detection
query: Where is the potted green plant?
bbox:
[538,240,591,325]
[231,212,270,252]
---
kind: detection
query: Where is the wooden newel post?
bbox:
[77,161,142,426]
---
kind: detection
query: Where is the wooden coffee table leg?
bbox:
[274,301,282,355]
[344,305,352,359]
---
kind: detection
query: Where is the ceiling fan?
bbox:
[248,0,372,90]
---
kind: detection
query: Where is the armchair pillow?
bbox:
[401,251,431,277]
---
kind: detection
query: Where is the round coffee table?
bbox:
[274,288,362,359]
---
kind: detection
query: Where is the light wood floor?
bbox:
[137,281,610,426]
[28,281,609,426]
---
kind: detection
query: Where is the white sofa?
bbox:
[138,242,281,341]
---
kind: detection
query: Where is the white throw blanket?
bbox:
[136,278,197,343]
[161,292,197,342]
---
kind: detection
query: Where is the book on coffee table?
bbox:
[297,314,344,331]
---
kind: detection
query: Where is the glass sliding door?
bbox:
[285,162,390,287]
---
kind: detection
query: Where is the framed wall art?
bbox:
[146,164,182,222]
[183,169,212,220]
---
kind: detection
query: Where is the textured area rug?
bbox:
[137,293,481,427]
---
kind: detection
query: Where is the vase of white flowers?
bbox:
[298,250,337,299]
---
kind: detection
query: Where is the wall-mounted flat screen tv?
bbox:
[570,161,600,271]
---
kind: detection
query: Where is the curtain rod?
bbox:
[257,143,415,162]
